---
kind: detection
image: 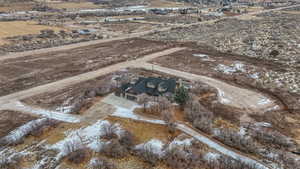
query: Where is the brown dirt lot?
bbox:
[0,38,176,96]
[0,110,38,138]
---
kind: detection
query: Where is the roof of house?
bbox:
[121,77,176,96]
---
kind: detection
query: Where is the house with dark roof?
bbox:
[116,77,177,101]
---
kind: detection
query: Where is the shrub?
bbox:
[67,148,87,164]
[118,130,135,149]
[135,143,159,166]
[101,139,127,158]
[89,157,115,169]
[101,123,118,140]
[165,147,200,169]
[214,128,257,154]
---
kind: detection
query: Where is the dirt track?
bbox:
[139,63,279,112]
[0,47,185,107]
[0,38,176,96]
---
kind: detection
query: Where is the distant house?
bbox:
[116,77,177,101]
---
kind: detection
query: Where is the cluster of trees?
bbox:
[134,140,262,169]
[100,123,135,159]
[213,128,257,154]
[184,94,215,133]
[249,127,295,149]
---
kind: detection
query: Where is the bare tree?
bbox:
[165,146,200,169]
[158,96,172,112]
[135,144,159,166]
[162,110,177,133]
[214,128,257,154]
[137,93,150,112]
[101,123,118,140]
[118,130,135,149]
[101,139,127,158]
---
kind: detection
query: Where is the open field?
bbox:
[0,21,63,38]
[0,21,64,44]
[0,38,176,96]
[47,1,102,10]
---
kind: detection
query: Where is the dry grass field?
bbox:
[0,21,63,38]
[47,1,102,9]
[0,2,35,12]
[0,21,64,44]
[148,0,189,7]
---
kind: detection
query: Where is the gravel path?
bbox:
[139,63,280,112]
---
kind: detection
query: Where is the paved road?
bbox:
[139,63,280,112]
[1,4,299,62]
[0,47,185,107]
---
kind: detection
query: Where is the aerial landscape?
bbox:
[0,0,299,169]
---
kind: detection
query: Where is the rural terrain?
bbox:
[0,0,300,169]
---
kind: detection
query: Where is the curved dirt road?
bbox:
[139,63,279,112]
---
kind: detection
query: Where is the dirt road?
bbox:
[0,47,185,107]
[139,63,279,112]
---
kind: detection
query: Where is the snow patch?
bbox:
[50,120,123,158]
[257,98,272,105]
[1,118,49,144]
[111,106,165,125]
[192,53,215,61]
[15,101,80,123]
[204,152,221,161]
[168,138,193,149]
[215,62,246,74]
[135,139,165,157]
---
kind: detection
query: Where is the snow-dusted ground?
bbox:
[176,124,270,169]
[135,139,165,158]
[49,120,124,159]
[215,62,246,74]
[1,118,49,144]
[7,101,81,123]
[112,106,165,125]
[192,53,215,62]
[108,101,270,169]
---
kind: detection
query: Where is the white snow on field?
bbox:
[14,101,80,123]
[239,127,247,136]
[216,62,246,74]
[249,72,260,79]
[204,152,221,161]
[254,122,272,128]
[135,139,165,157]
[50,120,123,158]
[257,98,272,105]
[192,54,215,61]
[217,88,232,104]
[1,118,48,144]
[111,106,165,125]
[168,138,193,149]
